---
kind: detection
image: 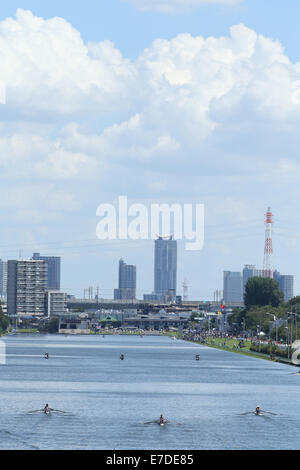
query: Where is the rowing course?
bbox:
[0,334,299,450]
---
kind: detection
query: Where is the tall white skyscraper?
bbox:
[154,236,177,301]
[0,260,7,298]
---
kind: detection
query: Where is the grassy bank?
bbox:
[203,339,274,361]
[165,332,295,364]
[16,328,39,334]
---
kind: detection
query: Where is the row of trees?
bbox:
[228,277,300,338]
[0,304,9,334]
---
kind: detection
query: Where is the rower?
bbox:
[45,353,49,360]
[159,414,165,425]
[195,354,200,361]
[120,354,125,361]
[255,405,262,415]
[44,404,51,414]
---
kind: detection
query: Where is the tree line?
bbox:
[228,277,300,339]
[0,303,9,334]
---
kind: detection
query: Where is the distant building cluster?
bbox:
[223,264,294,304]
[0,236,180,320]
[1,254,66,318]
[113,237,178,303]
[0,217,296,321]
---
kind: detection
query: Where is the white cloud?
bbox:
[5,9,300,297]
[0,9,136,116]
[1,10,300,257]
[123,0,242,13]
[53,23,300,177]
[0,127,99,179]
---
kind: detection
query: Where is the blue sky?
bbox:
[1,0,300,61]
[0,1,300,300]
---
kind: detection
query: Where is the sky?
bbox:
[1,1,300,299]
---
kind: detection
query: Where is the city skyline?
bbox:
[1,212,296,304]
[0,3,300,299]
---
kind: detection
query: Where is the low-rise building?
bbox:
[58,315,91,334]
[45,291,67,318]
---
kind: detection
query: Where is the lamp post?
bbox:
[287,312,300,354]
[285,315,294,361]
[266,312,278,343]
[257,324,261,352]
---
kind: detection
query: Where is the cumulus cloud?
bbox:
[1,10,300,294]
[52,23,300,177]
[0,9,136,116]
[0,126,99,179]
[123,0,242,13]
[1,10,300,232]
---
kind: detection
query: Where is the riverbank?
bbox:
[8,329,162,336]
[165,332,297,366]
[91,330,161,336]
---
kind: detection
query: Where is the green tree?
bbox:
[48,317,59,333]
[286,296,300,312]
[0,304,9,333]
[38,316,59,333]
[245,305,287,334]
[270,324,288,341]
[244,277,284,309]
[227,308,244,326]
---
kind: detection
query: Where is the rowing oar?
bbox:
[144,420,171,425]
[51,409,72,414]
[261,410,277,415]
[27,409,44,413]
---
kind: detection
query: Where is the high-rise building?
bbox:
[7,260,48,316]
[0,260,7,298]
[154,236,177,300]
[114,259,136,300]
[32,253,61,290]
[278,275,294,302]
[274,270,294,302]
[273,269,281,284]
[243,265,259,294]
[223,271,243,304]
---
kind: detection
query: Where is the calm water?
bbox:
[0,334,299,450]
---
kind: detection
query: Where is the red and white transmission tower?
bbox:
[263,207,274,279]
